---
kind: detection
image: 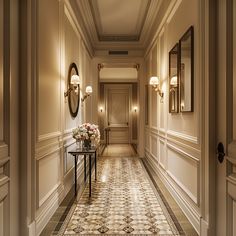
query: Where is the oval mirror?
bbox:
[67,63,80,117]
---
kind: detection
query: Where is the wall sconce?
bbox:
[64,74,80,97]
[170,75,178,93]
[133,106,138,112]
[81,86,93,102]
[100,107,103,112]
[149,76,164,98]
[170,75,178,86]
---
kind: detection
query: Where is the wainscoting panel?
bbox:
[167,146,198,204]
[227,166,236,236]
[159,139,165,169]
[145,130,150,151]
[151,135,158,157]
[38,151,61,207]
[0,172,9,236]
[109,127,129,144]
[233,201,236,235]
[64,142,78,174]
[0,201,3,236]
[151,90,157,128]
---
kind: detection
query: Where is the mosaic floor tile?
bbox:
[58,156,182,235]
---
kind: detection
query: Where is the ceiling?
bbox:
[89,0,150,41]
[75,0,161,52]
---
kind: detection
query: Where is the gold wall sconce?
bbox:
[99,107,103,112]
[149,76,164,98]
[81,86,93,102]
[64,74,80,97]
[170,75,178,86]
[133,106,138,112]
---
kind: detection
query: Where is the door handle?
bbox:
[108,122,110,126]
[127,122,128,126]
[217,142,225,163]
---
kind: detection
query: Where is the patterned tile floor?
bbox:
[58,156,181,235]
[41,144,198,236]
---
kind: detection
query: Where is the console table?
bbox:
[68,146,97,197]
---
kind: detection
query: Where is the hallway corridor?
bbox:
[41,145,197,235]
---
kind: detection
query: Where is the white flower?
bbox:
[72,123,100,144]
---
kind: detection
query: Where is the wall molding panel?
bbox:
[144,3,202,232]
[35,183,64,236]
[32,0,93,234]
[145,152,200,233]
[167,130,198,145]
[38,131,62,143]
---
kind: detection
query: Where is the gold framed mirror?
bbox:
[179,26,194,112]
[67,63,80,117]
[169,43,179,113]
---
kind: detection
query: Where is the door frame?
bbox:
[200,0,218,235]
[104,84,132,144]
[207,0,236,235]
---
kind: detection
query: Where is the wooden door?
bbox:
[216,0,236,235]
[105,84,131,144]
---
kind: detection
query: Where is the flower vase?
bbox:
[83,139,91,149]
[76,140,82,149]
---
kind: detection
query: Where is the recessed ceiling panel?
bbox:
[90,0,150,41]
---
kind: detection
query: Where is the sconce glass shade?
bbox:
[71,75,80,85]
[170,76,178,86]
[85,86,93,94]
[149,76,159,85]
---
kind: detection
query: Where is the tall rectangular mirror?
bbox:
[179,26,194,112]
[169,44,179,113]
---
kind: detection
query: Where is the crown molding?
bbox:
[74,0,167,51]
[66,0,94,56]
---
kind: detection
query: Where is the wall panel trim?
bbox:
[38,131,61,142]
[0,144,8,159]
[167,130,198,144]
[145,153,200,233]
[167,143,200,162]
[36,146,61,161]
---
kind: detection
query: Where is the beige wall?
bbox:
[145,0,201,233]
[33,0,93,235]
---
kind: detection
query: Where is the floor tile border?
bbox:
[141,159,185,235]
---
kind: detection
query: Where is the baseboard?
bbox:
[145,153,200,234]
[28,221,36,236]
[35,184,65,236]
[200,218,209,236]
[34,157,95,236]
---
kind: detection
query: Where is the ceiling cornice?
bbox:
[139,0,163,48]
[73,0,173,53]
[67,0,94,56]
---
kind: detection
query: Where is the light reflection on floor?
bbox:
[40,144,198,236]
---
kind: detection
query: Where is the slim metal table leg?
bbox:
[89,154,92,197]
[74,155,77,196]
[84,154,86,182]
[95,151,97,181]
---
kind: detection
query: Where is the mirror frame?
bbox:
[67,62,80,118]
[179,26,194,112]
[169,43,179,113]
